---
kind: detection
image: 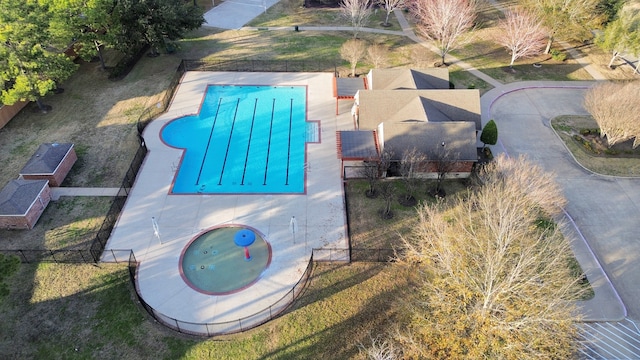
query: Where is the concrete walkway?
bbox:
[203,0,281,29]
[50,187,124,200]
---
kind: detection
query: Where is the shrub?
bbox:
[550,49,566,62]
[480,120,498,146]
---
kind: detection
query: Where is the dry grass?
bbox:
[180,28,440,76]
[346,179,469,249]
[247,0,402,31]
[0,263,165,359]
[0,197,112,250]
[552,115,640,176]
[0,261,410,359]
[0,53,180,189]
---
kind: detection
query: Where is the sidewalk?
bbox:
[50,187,124,200]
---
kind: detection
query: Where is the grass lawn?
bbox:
[247,0,402,31]
[346,179,468,250]
[0,261,409,359]
[551,115,640,176]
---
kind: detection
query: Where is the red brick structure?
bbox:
[19,143,77,187]
[0,101,29,130]
[0,179,51,229]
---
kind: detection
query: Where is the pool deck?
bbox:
[105,72,352,330]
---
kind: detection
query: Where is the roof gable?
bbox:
[20,143,74,175]
[357,89,481,130]
[369,69,450,90]
[0,179,48,215]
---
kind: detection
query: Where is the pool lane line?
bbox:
[195,97,222,186]
[241,98,258,185]
[218,98,241,186]
[285,98,293,186]
[263,99,276,186]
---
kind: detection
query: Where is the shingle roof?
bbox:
[368,68,450,90]
[337,131,378,159]
[334,77,367,98]
[20,143,74,175]
[0,179,49,215]
[381,122,477,162]
[357,90,481,130]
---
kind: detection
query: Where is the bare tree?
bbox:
[377,0,404,27]
[397,154,584,359]
[428,142,457,198]
[340,38,367,77]
[366,43,390,68]
[399,147,426,205]
[378,180,395,219]
[521,0,605,54]
[496,8,547,68]
[358,334,398,360]
[407,0,477,65]
[359,155,381,197]
[584,81,640,148]
[340,0,373,38]
[378,146,394,178]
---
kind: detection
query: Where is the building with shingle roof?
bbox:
[0,179,51,229]
[337,69,480,178]
[19,143,77,187]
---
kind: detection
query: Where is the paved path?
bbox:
[50,187,124,200]
[203,0,281,29]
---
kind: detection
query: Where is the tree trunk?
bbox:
[544,36,553,54]
[35,98,50,113]
[95,41,106,70]
[384,11,391,26]
[607,51,619,69]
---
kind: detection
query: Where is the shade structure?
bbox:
[234,229,256,247]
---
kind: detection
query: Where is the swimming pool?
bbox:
[162,85,313,194]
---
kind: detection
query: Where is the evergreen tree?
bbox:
[480,119,498,147]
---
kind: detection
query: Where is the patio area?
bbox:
[104,71,351,333]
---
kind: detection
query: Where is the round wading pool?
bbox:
[179,226,271,295]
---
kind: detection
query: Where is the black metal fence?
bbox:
[88,142,147,262]
[136,63,185,135]
[127,248,318,337]
[0,141,147,264]
[181,59,338,74]
[350,248,396,262]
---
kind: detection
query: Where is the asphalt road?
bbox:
[484,83,640,321]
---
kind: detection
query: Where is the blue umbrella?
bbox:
[234,229,256,260]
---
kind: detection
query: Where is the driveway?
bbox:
[483,82,640,321]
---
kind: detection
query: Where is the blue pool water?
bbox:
[162,85,309,194]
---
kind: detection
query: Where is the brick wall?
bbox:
[0,101,29,129]
[0,184,51,230]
